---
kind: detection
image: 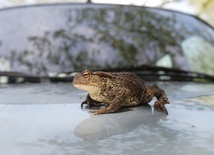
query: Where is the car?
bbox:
[0,2,214,155]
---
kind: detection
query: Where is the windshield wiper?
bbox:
[102,65,214,82]
[0,65,214,84]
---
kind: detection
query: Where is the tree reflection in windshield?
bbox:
[0,4,214,76]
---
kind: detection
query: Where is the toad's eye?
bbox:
[82,72,90,78]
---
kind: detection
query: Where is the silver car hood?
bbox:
[0,82,214,155]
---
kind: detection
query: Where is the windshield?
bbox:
[0,4,214,81]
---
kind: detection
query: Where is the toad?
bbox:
[73,70,170,115]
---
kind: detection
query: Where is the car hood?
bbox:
[0,82,214,155]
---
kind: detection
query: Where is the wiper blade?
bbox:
[0,65,214,84]
[0,71,73,84]
[102,65,214,82]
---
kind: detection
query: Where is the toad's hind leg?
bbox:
[147,83,170,114]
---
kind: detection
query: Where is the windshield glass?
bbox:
[0,4,214,77]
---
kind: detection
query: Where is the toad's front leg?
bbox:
[147,83,170,114]
[81,94,102,109]
[90,103,122,115]
[89,89,126,115]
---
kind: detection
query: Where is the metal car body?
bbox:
[0,3,214,155]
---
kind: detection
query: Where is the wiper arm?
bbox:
[0,65,214,84]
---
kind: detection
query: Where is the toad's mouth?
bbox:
[73,83,99,92]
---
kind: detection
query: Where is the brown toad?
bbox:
[73,70,170,115]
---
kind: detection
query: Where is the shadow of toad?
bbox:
[74,104,167,142]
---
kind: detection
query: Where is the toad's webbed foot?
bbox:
[81,94,102,109]
[154,95,170,114]
[149,84,170,114]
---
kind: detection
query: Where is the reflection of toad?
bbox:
[74,105,167,142]
[73,70,170,114]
